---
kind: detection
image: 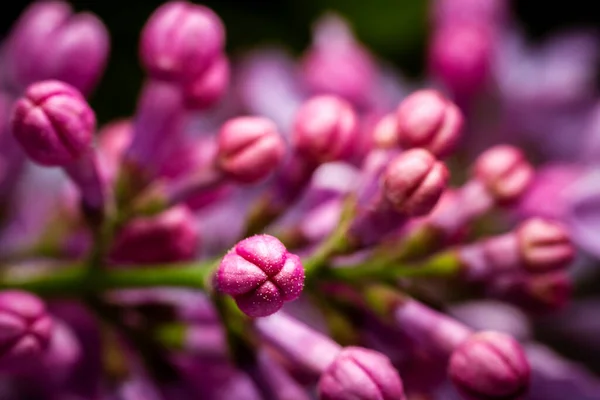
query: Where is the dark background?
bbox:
[1,0,599,124]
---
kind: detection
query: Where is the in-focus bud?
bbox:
[182,54,230,110]
[474,145,534,204]
[318,347,406,400]
[292,95,358,163]
[0,290,53,372]
[217,116,286,183]
[109,206,199,264]
[216,235,304,317]
[449,331,530,400]
[383,149,449,216]
[11,80,95,166]
[395,89,463,157]
[140,1,225,82]
[517,218,575,273]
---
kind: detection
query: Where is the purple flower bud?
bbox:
[429,24,493,97]
[517,218,574,273]
[449,331,531,400]
[395,89,464,157]
[371,113,399,149]
[11,80,95,166]
[432,0,508,28]
[5,2,109,94]
[0,290,53,373]
[474,145,534,205]
[216,235,304,317]
[97,119,133,180]
[140,1,225,82]
[109,206,199,264]
[301,14,377,106]
[292,95,358,163]
[182,54,229,111]
[217,116,286,184]
[318,346,406,400]
[383,148,449,216]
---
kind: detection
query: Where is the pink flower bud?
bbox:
[474,145,534,204]
[109,206,199,264]
[383,149,449,216]
[216,235,305,317]
[517,218,575,273]
[449,331,530,400]
[0,290,53,373]
[11,80,95,166]
[292,95,358,163]
[140,1,225,82]
[182,54,230,110]
[318,347,406,400]
[395,89,464,157]
[217,116,286,184]
[429,24,493,97]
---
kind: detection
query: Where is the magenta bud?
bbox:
[318,347,406,400]
[216,235,305,317]
[217,116,286,184]
[182,54,230,110]
[449,331,530,400]
[474,145,534,204]
[0,290,53,372]
[140,1,225,82]
[11,80,95,166]
[517,218,575,273]
[429,24,493,97]
[395,89,464,157]
[109,206,199,264]
[292,95,358,163]
[383,149,449,216]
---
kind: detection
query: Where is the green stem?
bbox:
[325,251,461,283]
[0,260,217,296]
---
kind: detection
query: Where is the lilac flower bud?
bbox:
[217,116,286,184]
[474,145,534,205]
[301,14,377,106]
[494,272,572,313]
[5,2,109,94]
[318,346,406,400]
[432,0,508,28]
[182,54,229,111]
[0,290,53,372]
[216,235,304,317]
[383,149,449,216]
[109,206,198,264]
[11,80,95,167]
[449,331,531,400]
[517,218,574,273]
[429,24,493,97]
[371,113,398,149]
[140,1,225,82]
[292,95,358,163]
[395,90,464,157]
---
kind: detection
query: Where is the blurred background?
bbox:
[1,0,599,124]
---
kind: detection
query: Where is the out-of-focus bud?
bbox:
[301,14,377,106]
[432,0,508,28]
[493,272,572,313]
[371,113,398,149]
[5,2,109,94]
[0,290,53,373]
[449,331,530,400]
[318,346,406,400]
[97,119,133,179]
[292,95,358,163]
[474,145,534,205]
[395,89,463,157]
[216,235,304,317]
[140,1,225,82]
[429,24,493,98]
[182,54,229,111]
[11,80,95,166]
[383,149,449,216]
[517,219,575,273]
[109,206,199,264]
[217,116,286,184]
